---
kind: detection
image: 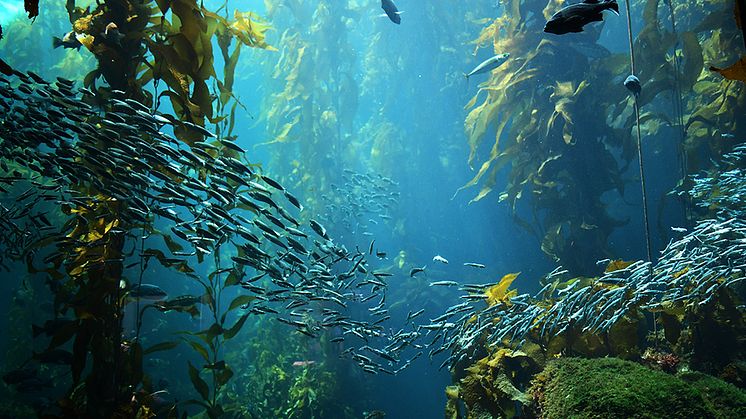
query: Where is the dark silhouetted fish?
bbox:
[381,0,402,24]
[129,284,168,300]
[52,31,82,50]
[544,0,619,35]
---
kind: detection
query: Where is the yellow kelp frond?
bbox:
[486,273,520,306]
[229,11,277,51]
[605,260,635,273]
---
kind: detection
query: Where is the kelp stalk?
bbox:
[624,0,653,268]
[664,0,691,223]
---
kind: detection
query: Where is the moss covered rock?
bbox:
[530,357,746,419]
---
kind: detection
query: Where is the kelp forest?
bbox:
[0,0,744,418]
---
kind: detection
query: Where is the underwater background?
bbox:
[0,0,745,417]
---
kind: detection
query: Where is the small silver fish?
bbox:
[463,262,486,269]
[465,53,510,80]
[429,280,459,287]
[432,255,449,264]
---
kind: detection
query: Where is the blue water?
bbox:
[0,0,738,417]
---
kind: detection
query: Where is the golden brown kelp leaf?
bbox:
[710,57,746,82]
[229,11,277,51]
[680,32,705,89]
[605,259,634,272]
[485,273,520,306]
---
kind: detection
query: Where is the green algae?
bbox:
[531,358,746,419]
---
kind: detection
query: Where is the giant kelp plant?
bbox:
[258,0,362,222]
[435,0,746,416]
[438,144,746,417]
[0,63,420,418]
[0,0,399,417]
[1,0,745,417]
[0,0,278,416]
[458,0,731,274]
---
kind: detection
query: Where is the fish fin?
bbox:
[395,11,404,15]
[607,1,620,15]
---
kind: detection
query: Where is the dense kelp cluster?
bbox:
[440,145,746,419]
[458,0,744,274]
[62,0,274,143]
[258,0,361,221]
[439,1,746,408]
[1,0,745,417]
[0,64,425,417]
[1,0,279,415]
[221,316,367,418]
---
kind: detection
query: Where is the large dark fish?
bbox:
[544,0,619,35]
[381,0,402,25]
[128,284,168,300]
[52,31,82,50]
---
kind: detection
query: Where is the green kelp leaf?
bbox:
[162,233,184,253]
[227,295,256,312]
[188,362,210,401]
[454,117,510,199]
[207,404,225,419]
[464,98,500,167]
[229,11,276,51]
[469,165,498,204]
[200,323,224,341]
[223,313,249,340]
[224,269,241,287]
[216,364,233,386]
[184,338,210,362]
[144,341,180,355]
[680,32,703,89]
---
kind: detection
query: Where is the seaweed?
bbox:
[440,133,746,418]
[457,0,721,274]
[63,0,274,144]
[529,358,745,418]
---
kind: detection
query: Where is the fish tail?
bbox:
[52,37,63,49]
[606,0,619,15]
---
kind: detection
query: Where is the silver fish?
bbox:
[465,53,510,80]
